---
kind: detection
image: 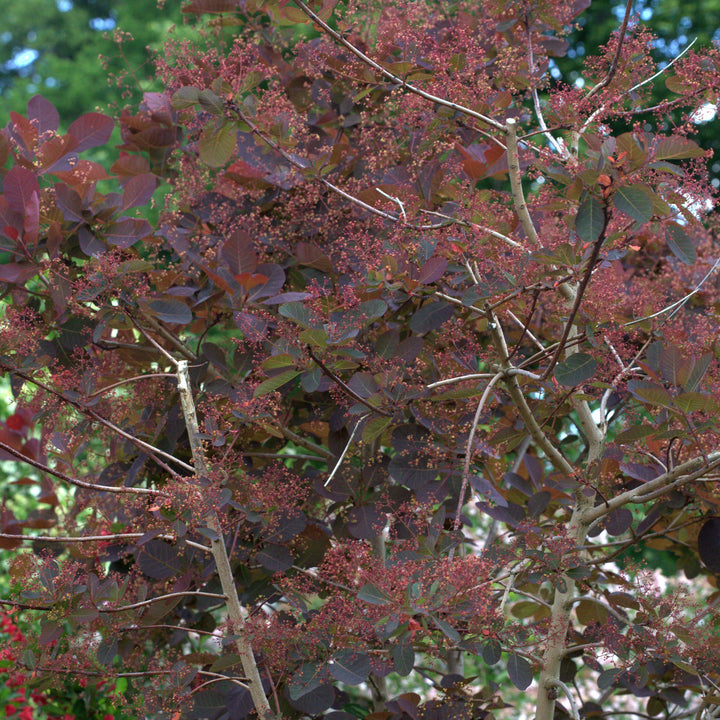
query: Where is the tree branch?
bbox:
[176,360,276,720]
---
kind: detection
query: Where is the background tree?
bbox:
[1,2,720,720]
[0,0,184,125]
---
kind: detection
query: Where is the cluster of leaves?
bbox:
[1,0,720,719]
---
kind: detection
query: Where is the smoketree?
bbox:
[2,1,720,719]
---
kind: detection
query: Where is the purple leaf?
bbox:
[121,173,157,211]
[27,95,60,134]
[68,112,114,152]
[3,166,40,215]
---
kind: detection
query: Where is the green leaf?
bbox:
[253,370,301,398]
[357,583,391,606]
[684,352,712,392]
[197,88,224,115]
[614,424,656,444]
[199,122,237,167]
[554,353,597,386]
[673,392,715,414]
[261,353,297,371]
[391,637,414,676]
[613,184,654,224]
[279,301,319,329]
[666,222,696,264]
[631,385,674,409]
[655,136,705,160]
[357,299,387,322]
[329,649,371,685]
[362,417,392,443]
[575,195,604,242]
[171,86,200,109]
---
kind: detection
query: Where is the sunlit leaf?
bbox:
[253,369,301,397]
[655,136,705,160]
[199,122,237,167]
[613,184,654,224]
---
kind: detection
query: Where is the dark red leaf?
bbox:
[105,218,153,248]
[220,229,257,275]
[27,95,60,134]
[2,166,40,215]
[121,173,157,211]
[68,112,115,152]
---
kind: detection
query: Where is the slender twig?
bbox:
[176,360,275,720]
[585,0,634,100]
[624,258,720,326]
[547,679,580,720]
[228,102,445,229]
[101,591,227,612]
[0,531,208,552]
[583,451,720,524]
[278,426,334,460]
[541,204,609,380]
[0,439,169,498]
[0,365,192,478]
[420,209,525,249]
[427,372,496,389]
[86,408,195,473]
[526,21,567,157]
[489,315,575,478]
[307,346,391,416]
[628,37,697,94]
[324,413,369,486]
[190,674,249,693]
[451,372,504,537]
[87,373,177,398]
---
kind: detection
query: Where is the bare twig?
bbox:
[585,0,634,100]
[325,413,369,486]
[452,372,504,536]
[0,439,169,498]
[307,346,391,416]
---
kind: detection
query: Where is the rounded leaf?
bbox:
[392,637,414,677]
[199,122,237,167]
[613,184,654,224]
[507,653,533,690]
[409,301,454,334]
[554,353,597,386]
[329,649,371,685]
